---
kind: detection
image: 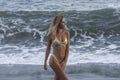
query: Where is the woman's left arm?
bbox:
[64,31,70,64]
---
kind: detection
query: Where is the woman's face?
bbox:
[60,18,66,28]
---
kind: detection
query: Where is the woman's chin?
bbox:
[59,26,65,29]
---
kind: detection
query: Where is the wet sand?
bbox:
[0,64,120,80]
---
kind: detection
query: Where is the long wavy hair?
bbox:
[47,16,63,38]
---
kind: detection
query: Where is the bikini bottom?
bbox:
[51,53,63,63]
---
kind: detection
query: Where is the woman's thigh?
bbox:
[49,56,62,73]
[49,56,68,80]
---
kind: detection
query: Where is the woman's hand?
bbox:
[44,62,47,70]
[61,61,66,69]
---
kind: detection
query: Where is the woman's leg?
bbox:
[54,63,66,80]
[49,56,69,80]
[54,73,59,80]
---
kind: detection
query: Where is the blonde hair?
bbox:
[47,16,63,38]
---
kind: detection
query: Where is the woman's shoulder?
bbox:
[64,30,69,34]
[47,32,53,40]
[64,30,70,37]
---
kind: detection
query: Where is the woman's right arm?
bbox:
[44,34,52,70]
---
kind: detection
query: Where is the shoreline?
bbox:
[0,63,120,80]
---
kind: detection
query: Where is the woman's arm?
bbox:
[44,34,52,65]
[64,31,70,64]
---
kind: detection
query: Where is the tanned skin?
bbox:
[44,18,70,80]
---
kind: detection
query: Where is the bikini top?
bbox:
[52,36,67,48]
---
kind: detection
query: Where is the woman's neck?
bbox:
[57,27,64,33]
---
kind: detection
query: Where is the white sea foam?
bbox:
[0,41,120,65]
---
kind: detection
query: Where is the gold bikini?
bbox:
[51,37,67,63]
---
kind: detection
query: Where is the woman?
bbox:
[44,16,70,80]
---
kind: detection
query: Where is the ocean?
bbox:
[0,0,120,79]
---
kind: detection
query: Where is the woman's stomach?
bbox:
[52,46,66,60]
